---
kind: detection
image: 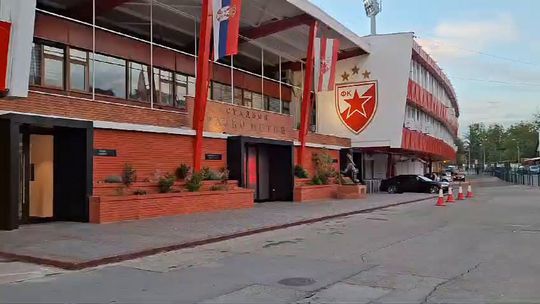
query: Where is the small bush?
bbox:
[104,176,123,184]
[294,165,309,178]
[186,172,204,192]
[122,163,137,187]
[312,151,336,185]
[158,174,176,193]
[219,167,230,182]
[201,167,221,181]
[310,175,323,185]
[175,164,191,180]
[133,189,147,195]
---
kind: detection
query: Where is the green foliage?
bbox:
[294,165,309,178]
[310,175,323,185]
[175,164,191,180]
[311,150,336,185]
[186,172,204,192]
[201,167,221,181]
[133,189,147,195]
[104,176,123,184]
[122,163,137,187]
[219,167,230,183]
[464,119,539,165]
[158,174,176,193]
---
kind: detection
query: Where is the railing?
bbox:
[492,170,540,187]
[364,179,382,194]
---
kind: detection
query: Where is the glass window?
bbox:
[153,68,174,106]
[233,87,243,105]
[175,73,189,109]
[69,48,89,91]
[43,45,64,88]
[29,43,42,86]
[128,62,150,102]
[282,101,290,115]
[211,82,224,101]
[268,97,281,113]
[243,90,253,108]
[91,53,126,98]
[252,92,263,110]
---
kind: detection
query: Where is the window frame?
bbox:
[40,43,66,89]
[67,46,90,93]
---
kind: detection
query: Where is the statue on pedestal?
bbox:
[342,153,360,184]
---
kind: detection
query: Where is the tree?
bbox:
[465,123,487,165]
[502,122,538,162]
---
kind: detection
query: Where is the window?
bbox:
[29,43,42,86]
[243,90,253,108]
[153,68,173,106]
[128,62,150,102]
[175,73,195,109]
[211,82,230,102]
[233,87,243,105]
[43,45,65,88]
[91,53,126,98]
[282,101,290,115]
[68,48,89,91]
[252,92,264,110]
[268,97,281,113]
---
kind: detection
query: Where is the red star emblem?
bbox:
[335,81,378,134]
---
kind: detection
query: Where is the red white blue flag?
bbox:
[213,0,242,60]
[314,37,340,92]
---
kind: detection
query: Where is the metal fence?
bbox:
[493,171,540,187]
[364,179,382,194]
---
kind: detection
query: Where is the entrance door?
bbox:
[28,134,54,222]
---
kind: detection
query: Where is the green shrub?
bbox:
[186,172,204,192]
[175,164,191,180]
[310,175,323,185]
[104,176,123,184]
[312,151,336,185]
[201,167,221,181]
[133,189,147,195]
[122,163,137,187]
[294,165,309,178]
[219,167,230,182]
[158,174,176,193]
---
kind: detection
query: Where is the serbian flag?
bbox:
[213,0,242,60]
[314,37,340,92]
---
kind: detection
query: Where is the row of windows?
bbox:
[404,104,455,148]
[29,41,291,115]
[210,82,289,114]
[410,60,454,116]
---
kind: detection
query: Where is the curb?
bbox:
[0,196,435,270]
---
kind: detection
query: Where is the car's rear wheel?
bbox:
[429,186,439,194]
[387,185,398,194]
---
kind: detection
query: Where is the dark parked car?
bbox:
[380,175,449,194]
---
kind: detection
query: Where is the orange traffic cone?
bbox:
[436,188,445,206]
[446,187,455,203]
[457,185,465,200]
[466,184,474,198]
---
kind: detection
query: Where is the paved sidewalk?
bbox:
[0,193,433,269]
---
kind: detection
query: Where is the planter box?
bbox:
[93,180,239,196]
[336,185,367,199]
[90,188,254,224]
[294,184,338,202]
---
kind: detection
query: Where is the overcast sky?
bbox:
[311,0,540,134]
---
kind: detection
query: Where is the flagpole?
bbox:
[298,20,318,167]
[192,0,213,172]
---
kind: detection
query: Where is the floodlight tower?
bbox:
[363,0,382,35]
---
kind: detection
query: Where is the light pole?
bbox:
[512,139,521,163]
[480,143,486,172]
[363,0,382,35]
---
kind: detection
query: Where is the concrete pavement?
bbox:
[2,177,540,303]
[0,192,433,269]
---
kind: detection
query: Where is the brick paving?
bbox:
[0,193,433,269]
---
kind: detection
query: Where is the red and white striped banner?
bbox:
[314,37,340,92]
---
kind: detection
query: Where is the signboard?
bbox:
[94,149,117,157]
[335,81,378,134]
[205,153,223,161]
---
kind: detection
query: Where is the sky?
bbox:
[311,0,540,134]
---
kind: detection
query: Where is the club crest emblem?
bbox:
[335,81,378,134]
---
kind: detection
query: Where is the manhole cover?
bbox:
[278,277,316,286]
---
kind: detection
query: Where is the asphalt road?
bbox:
[2,178,540,303]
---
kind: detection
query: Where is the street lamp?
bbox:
[363,0,382,35]
[479,142,486,171]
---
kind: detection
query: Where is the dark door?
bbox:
[268,145,293,201]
